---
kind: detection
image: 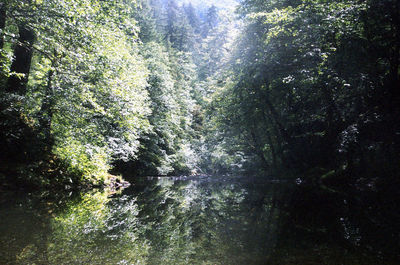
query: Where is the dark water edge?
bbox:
[0,175,399,265]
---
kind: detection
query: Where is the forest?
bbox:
[1,0,398,190]
[0,0,399,264]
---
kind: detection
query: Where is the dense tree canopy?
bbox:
[0,0,398,189]
[211,0,399,180]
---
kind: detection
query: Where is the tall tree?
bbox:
[135,0,160,43]
[202,5,218,37]
[211,0,400,176]
[165,0,180,45]
[0,2,6,51]
[6,24,35,94]
[184,3,201,34]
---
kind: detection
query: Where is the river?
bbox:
[0,176,398,264]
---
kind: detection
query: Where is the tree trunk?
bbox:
[389,0,400,99]
[259,106,279,170]
[263,95,292,145]
[6,24,35,94]
[0,2,6,50]
[39,69,55,145]
[0,2,7,84]
[250,130,269,169]
[267,133,278,171]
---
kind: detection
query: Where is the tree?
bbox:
[202,5,218,37]
[135,0,161,43]
[184,3,201,34]
[0,0,153,186]
[0,1,6,50]
[6,24,35,94]
[212,0,400,177]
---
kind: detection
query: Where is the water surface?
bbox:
[0,176,398,264]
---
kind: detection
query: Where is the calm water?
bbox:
[0,176,398,264]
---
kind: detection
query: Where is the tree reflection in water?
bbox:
[0,176,398,264]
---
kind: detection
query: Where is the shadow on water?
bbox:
[0,175,399,264]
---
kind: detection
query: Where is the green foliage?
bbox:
[3,0,395,185]
[0,0,152,185]
[213,0,400,177]
[128,41,198,175]
[2,0,229,183]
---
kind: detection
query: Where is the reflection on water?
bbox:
[0,176,398,264]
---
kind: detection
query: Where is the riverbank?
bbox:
[0,159,129,193]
